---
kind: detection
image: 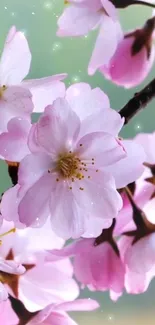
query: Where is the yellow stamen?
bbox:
[0,85,7,98]
[0,228,16,239]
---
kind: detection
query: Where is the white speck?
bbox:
[32,11,35,15]
[107,314,114,322]
[44,1,53,9]
[11,12,16,17]
[52,42,62,52]
[4,6,7,10]
[71,75,81,83]
[134,123,142,131]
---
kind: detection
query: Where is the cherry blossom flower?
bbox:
[1,84,146,239]
[0,221,79,312]
[57,0,123,75]
[27,298,99,325]
[0,25,67,123]
[114,132,155,235]
[46,222,125,301]
[100,17,155,88]
[119,236,155,295]
[7,97,126,239]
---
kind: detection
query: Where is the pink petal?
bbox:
[56,299,99,311]
[28,310,77,325]
[18,173,52,227]
[19,263,79,312]
[88,16,122,75]
[18,152,52,190]
[135,132,155,164]
[0,283,8,302]
[101,0,117,20]
[57,6,102,37]
[90,243,124,294]
[1,185,24,226]
[34,99,80,156]
[82,218,112,238]
[50,182,86,239]
[46,240,86,262]
[104,139,146,188]
[22,74,67,113]
[0,27,31,85]
[77,132,126,167]
[0,259,25,275]
[72,171,123,222]
[0,300,19,323]
[66,83,110,120]
[0,117,30,161]
[125,268,154,294]
[80,108,124,138]
[0,86,33,133]
[124,233,155,273]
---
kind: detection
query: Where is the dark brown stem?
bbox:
[124,187,146,229]
[119,78,155,124]
[111,0,155,8]
[9,295,38,325]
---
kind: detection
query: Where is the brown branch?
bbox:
[111,0,155,9]
[119,78,155,124]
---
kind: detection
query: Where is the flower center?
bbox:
[56,152,81,179]
[0,85,7,98]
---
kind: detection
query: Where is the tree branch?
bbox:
[119,78,155,124]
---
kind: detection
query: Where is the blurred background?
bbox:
[0,0,155,324]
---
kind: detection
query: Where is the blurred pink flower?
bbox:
[0,221,79,312]
[57,0,123,75]
[115,132,155,235]
[0,25,67,120]
[27,298,99,325]
[119,232,155,295]
[47,237,125,301]
[100,17,155,88]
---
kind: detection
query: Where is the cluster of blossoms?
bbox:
[1,0,155,323]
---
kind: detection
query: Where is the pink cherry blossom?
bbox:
[119,235,155,295]
[65,83,146,189]
[27,298,99,325]
[100,17,155,88]
[122,198,155,275]
[47,238,125,301]
[0,300,19,325]
[0,221,79,312]
[114,131,155,235]
[0,117,31,162]
[13,97,126,239]
[57,0,123,75]
[1,85,146,239]
[0,25,67,121]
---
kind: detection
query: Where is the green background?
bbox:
[0,0,155,324]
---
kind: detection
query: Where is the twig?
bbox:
[119,78,155,124]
